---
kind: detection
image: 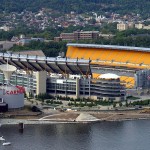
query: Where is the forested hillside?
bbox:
[0,0,149,16]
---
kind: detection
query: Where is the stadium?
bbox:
[0,43,150,105]
[66,43,150,91]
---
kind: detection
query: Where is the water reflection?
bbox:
[0,120,150,150]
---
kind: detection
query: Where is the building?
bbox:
[16,39,32,46]
[47,73,125,101]
[0,72,125,101]
[59,31,99,41]
[54,37,62,42]
[16,38,44,46]
[0,64,25,109]
[143,25,150,30]
[99,34,115,39]
[0,25,12,31]
[14,50,45,57]
[128,22,134,29]
[60,33,74,41]
[74,31,99,40]
[0,84,25,109]
[0,71,36,94]
[117,22,150,31]
[0,41,15,51]
[136,70,150,90]
[0,98,8,112]
[117,23,128,31]
[135,23,144,29]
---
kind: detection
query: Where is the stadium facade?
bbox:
[0,72,125,101]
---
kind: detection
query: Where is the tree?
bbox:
[113,102,116,108]
[119,102,122,107]
[125,100,129,107]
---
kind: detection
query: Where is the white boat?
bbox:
[2,142,11,146]
[0,136,5,141]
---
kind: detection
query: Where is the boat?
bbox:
[0,136,5,141]
[2,142,11,146]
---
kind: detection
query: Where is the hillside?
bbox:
[0,0,149,17]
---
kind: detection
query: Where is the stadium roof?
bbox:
[0,53,91,75]
[67,43,150,52]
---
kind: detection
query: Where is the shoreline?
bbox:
[1,109,150,125]
[1,117,150,125]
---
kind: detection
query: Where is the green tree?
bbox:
[125,100,129,107]
[119,102,122,107]
[113,102,116,108]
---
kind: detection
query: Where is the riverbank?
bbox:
[1,111,150,125]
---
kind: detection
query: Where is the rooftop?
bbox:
[0,52,91,75]
[67,43,150,53]
[14,50,45,57]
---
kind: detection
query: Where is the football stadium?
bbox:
[66,43,150,90]
[0,43,150,106]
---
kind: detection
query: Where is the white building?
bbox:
[0,25,12,31]
[135,23,144,29]
[143,25,150,30]
[117,23,128,31]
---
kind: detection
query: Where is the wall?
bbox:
[36,71,47,95]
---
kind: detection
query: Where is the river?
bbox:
[0,120,150,150]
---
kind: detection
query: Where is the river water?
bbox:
[0,120,150,150]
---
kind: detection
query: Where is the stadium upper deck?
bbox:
[0,52,91,75]
[66,43,150,70]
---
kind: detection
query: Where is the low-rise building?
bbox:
[60,33,74,41]
[16,39,31,46]
[59,31,99,41]
[143,25,150,30]
[99,34,115,39]
[117,23,128,31]
[0,99,8,112]
[0,41,15,51]
[0,25,12,31]
[16,37,44,46]
[135,23,144,29]
[54,37,62,42]
[75,31,99,40]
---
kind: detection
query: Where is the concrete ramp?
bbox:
[75,113,99,122]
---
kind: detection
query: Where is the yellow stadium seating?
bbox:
[67,46,150,88]
[120,76,135,88]
[67,46,150,69]
[92,73,135,88]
